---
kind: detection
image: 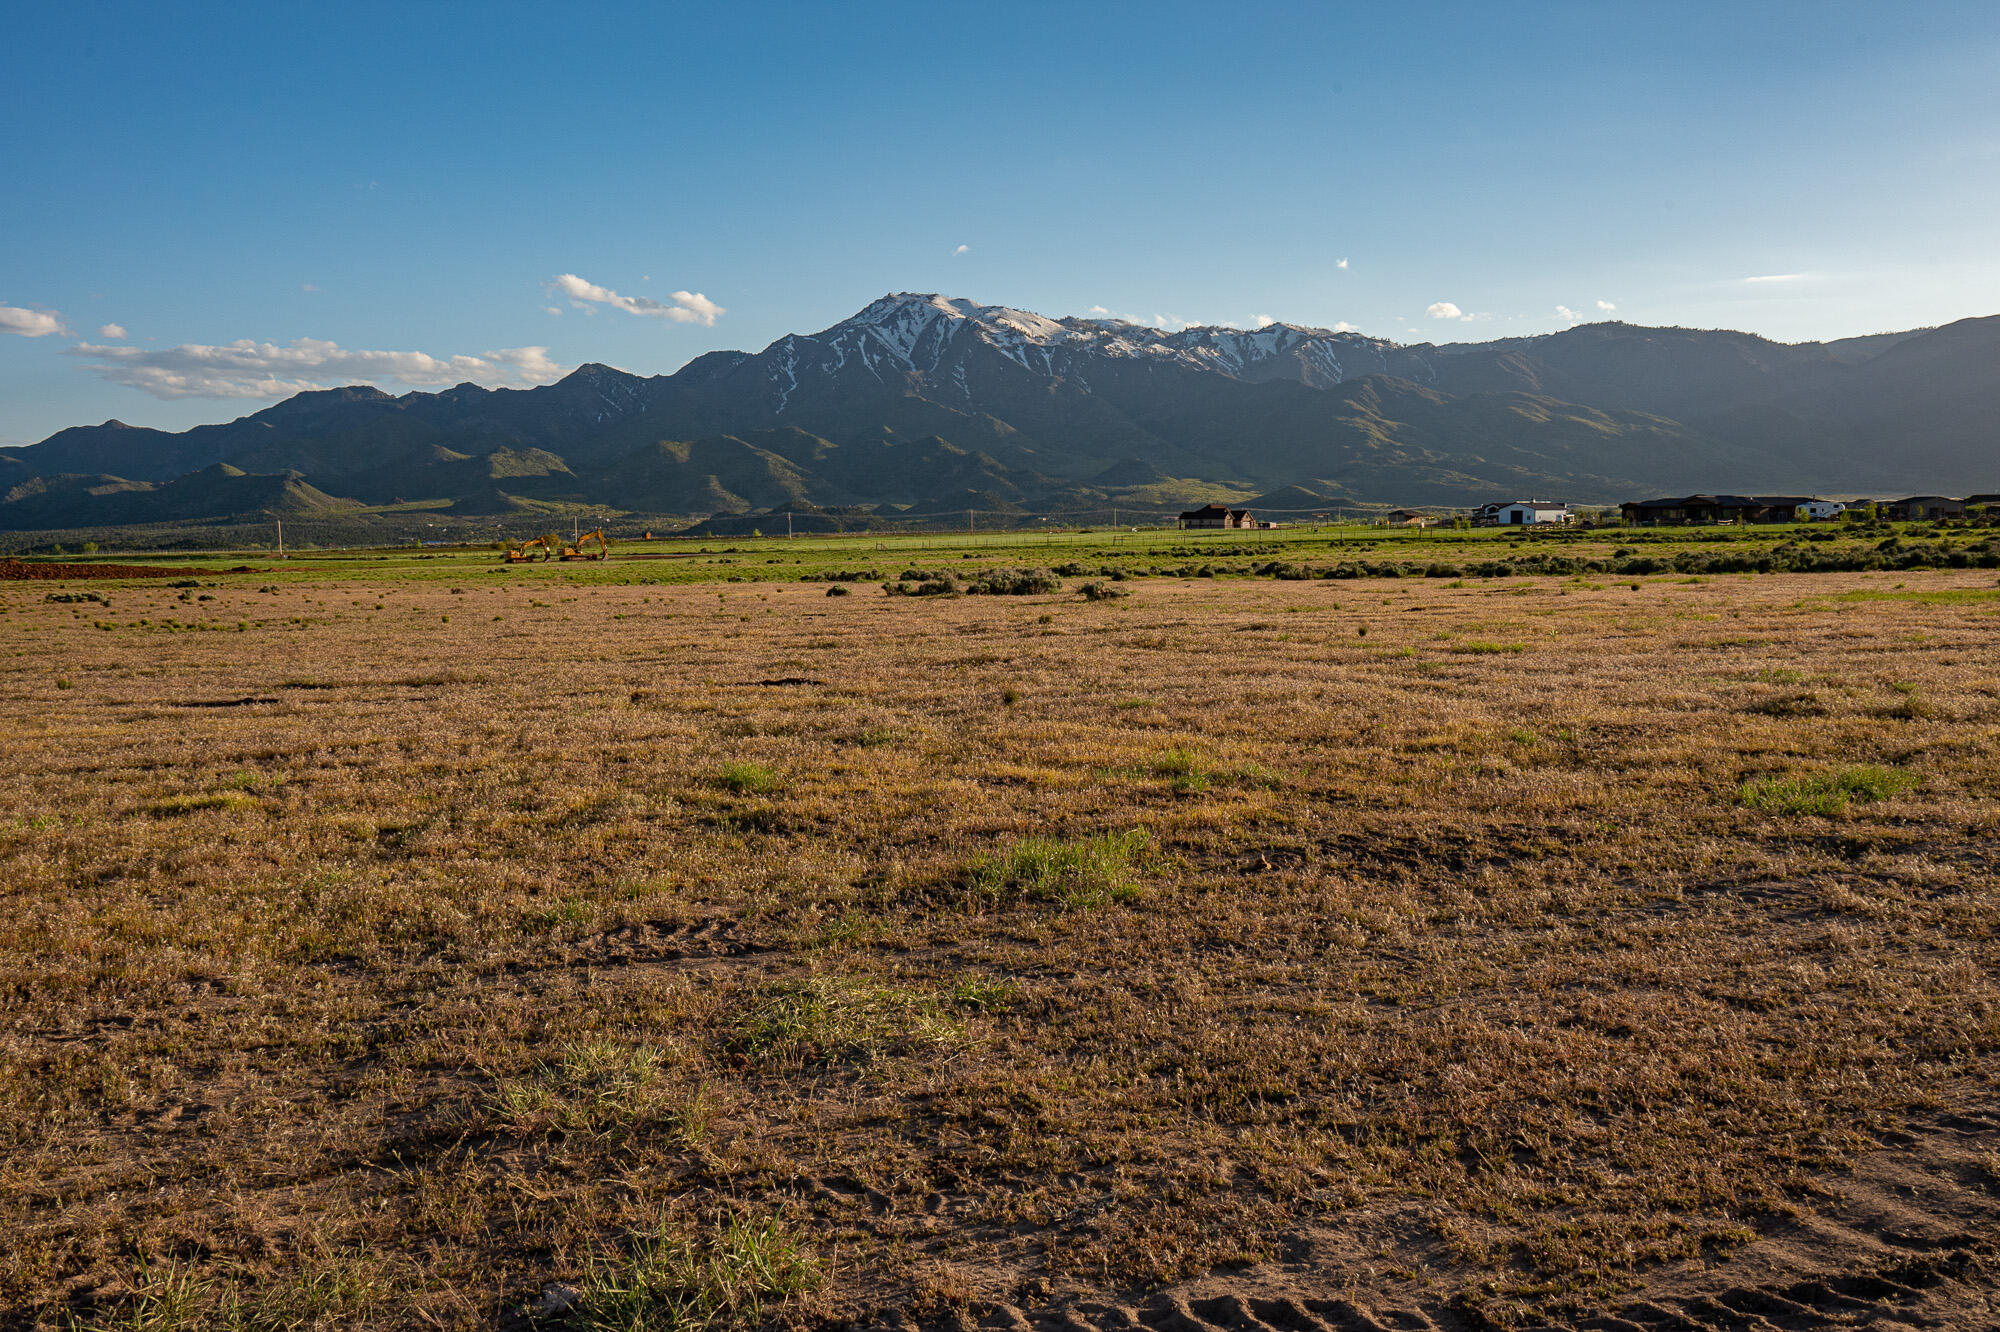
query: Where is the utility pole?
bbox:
[276,518,284,559]
[968,509,974,537]
[787,511,793,539]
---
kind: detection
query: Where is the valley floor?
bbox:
[3,565,1998,1330]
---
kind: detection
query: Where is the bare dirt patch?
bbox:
[0,558,247,580]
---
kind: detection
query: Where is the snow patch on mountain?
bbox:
[757,293,1422,396]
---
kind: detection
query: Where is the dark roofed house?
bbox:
[1884,496,1966,521]
[1751,496,1817,522]
[1179,503,1254,530]
[1385,508,1432,527]
[1621,495,1818,525]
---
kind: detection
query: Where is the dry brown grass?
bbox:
[3,568,1998,1328]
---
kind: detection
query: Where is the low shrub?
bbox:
[883,575,961,597]
[965,567,1061,595]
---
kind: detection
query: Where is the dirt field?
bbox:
[3,566,1998,1331]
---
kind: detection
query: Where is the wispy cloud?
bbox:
[1595,300,1616,313]
[1743,272,1814,284]
[67,337,567,400]
[953,244,969,255]
[551,273,723,325]
[1336,258,1349,270]
[1426,302,1464,320]
[1083,305,1199,331]
[302,283,321,293]
[0,305,66,337]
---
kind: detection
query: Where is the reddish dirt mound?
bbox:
[0,559,246,581]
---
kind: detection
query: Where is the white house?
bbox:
[1800,500,1846,520]
[1476,500,1573,527]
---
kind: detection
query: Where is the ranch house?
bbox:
[1178,503,1254,529]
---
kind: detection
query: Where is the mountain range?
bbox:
[6,293,1997,533]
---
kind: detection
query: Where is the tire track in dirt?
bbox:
[901,1103,2000,1332]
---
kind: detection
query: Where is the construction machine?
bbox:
[502,535,556,563]
[559,528,611,561]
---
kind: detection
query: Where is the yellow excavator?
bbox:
[558,528,611,561]
[503,534,557,563]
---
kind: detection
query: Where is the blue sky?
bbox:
[5,0,1999,444]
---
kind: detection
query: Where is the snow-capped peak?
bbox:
[753,293,1435,408]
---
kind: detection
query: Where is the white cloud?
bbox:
[1336,258,1349,270]
[302,283,321,292]
[1084,305,1198,330]
[544,306,563,316]
[953,244,969,255]
[98,323,128,339]
[1252,314,1277,328]
[1333,321,1359,333]
[551,273,723,325]
[66,337,567,400]
[0,305,65,337]
[1595,300,1616,313]
[1744,273,1809,284]
[1425,302,1463,320]
[1556,305,1582,322]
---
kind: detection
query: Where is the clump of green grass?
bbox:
[1457,640,1526,655]
[715,762,777,794]
[1152,747,1209,793]
[1736,765,1920,817]
[1232,760,1287,790]
[72,1256,215,1331]
[143,791,258,817]
[731,975,963,1061]
[575,1216,819,1332]
[487,1039,707,1143]
[1881,681,1942,720]
[964,829,1151,908]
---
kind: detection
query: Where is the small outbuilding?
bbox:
[1385,509,1433,527]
